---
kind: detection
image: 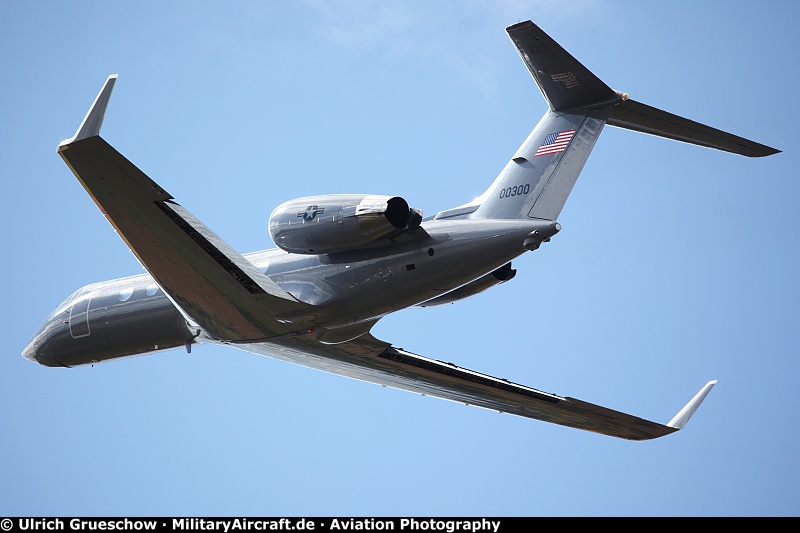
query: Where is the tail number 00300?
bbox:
[499,184,530,199]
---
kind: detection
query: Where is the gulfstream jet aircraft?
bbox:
[23,21,779,440]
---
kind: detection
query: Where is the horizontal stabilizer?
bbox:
[608,98,780,157]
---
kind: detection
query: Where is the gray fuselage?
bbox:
[24,217,558,367]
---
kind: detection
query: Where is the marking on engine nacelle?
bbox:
[298,205,324,221]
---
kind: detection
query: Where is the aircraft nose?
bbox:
[22,318,69,367]
[22,338,38,363]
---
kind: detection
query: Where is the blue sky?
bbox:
[2,0,798,517]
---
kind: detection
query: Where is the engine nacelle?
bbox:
[269,194,422,254]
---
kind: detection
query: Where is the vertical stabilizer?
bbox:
[506,21,618,113]
[471,108,609,221]
[468,21,779,224]
[471,22,620,221]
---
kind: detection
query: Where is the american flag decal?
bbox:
[534,130,576,157]
[551,71,581,90]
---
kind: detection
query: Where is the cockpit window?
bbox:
[58,289,82,307]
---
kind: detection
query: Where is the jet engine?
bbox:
[269,194,422,254]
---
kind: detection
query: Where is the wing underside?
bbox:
[253,333,715,440]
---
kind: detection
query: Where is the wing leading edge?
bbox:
[58,76,310,342]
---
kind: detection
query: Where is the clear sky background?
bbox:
[2,0,798,517]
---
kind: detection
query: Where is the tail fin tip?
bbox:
[506,20,616,112]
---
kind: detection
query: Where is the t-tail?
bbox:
[455,21,780,223]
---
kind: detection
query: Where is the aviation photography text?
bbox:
[6,519,505,533]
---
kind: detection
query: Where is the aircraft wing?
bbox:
[269,333,715,441]
[58,75,310,341]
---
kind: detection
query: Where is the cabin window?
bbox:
[118,287,134,301]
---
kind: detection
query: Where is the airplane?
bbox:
[23,21,780,440]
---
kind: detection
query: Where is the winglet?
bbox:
[59,74,118,148]
[666,380,717,430]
